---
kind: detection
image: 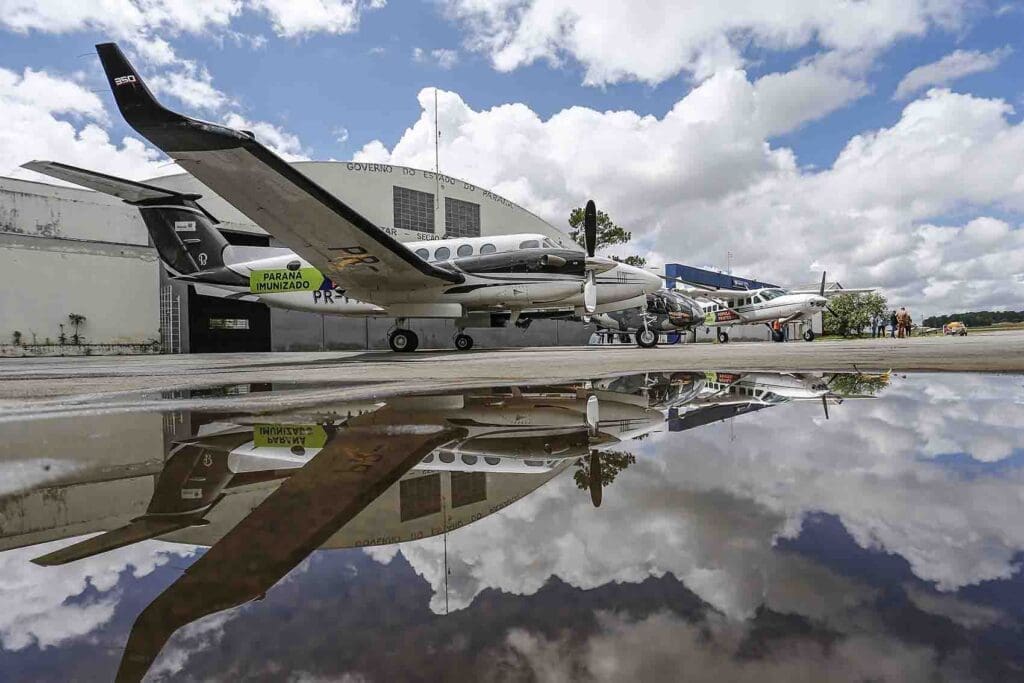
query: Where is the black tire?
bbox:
[388,329,418,353]
[454,333,474,351]
[717,330,729,343]
[803,330,815,342]
[636,329,658,348]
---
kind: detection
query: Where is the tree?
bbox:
[823,292,888,337]
[68,313,86,345]
[567,207,646,267]
[574,450,636,492]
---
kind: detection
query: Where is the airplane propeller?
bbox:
[820,270,839,316]
[583,200,598,315]
[821,394,830,420]
[589,451,603,507]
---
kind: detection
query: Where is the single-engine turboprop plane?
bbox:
[674,272,873,343]
[36,43,661,352]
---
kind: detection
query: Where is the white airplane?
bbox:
[37,42,662,353]
[673,272,872,342]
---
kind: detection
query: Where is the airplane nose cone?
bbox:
[813,296,828,308]
[640,268,663,294]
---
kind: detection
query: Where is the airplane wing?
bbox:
[790,287,875,296]
[95,42,463,291]
[22,160,197,204]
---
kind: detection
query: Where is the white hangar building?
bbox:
[0,162,589,354]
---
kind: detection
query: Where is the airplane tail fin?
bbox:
[22,160,232,278]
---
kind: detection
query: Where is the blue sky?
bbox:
[0,0,1022,315]
[2,2,1019,166]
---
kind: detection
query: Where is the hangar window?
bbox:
[434,246,451,261]
[399,474,441,521]
[451,471,487,508]
[393,186,435,233]
[445,197,481,238]
[457,244,473,257]
[519,239,540,249]
[209,318,250,330]
[414,248,429,259]
[480,243,496,254]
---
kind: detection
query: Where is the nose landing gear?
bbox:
[454,332,474,351]
[802,330,815,342]
[636,328,658,348]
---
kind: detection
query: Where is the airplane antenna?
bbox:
[434,87,442,236]
[442,486,450,615]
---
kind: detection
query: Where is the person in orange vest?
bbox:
[771,319,783,342]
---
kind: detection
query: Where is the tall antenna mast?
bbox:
[434,87,442,236]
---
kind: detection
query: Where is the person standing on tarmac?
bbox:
[889,310,898,338]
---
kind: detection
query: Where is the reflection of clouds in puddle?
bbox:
[0,536,197,651]
[372,374,1024,622]
[0,459,82,496]
[500,610,954,683]
[148,609,242,682]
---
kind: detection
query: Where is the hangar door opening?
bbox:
[187,230,272,353]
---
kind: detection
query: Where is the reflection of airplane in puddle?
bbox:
[0,371,870,682]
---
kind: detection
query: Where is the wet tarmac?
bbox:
[1,369,1023,682]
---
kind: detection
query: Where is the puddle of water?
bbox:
[0,370,1022,682]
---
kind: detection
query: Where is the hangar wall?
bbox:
[0,177,160,350]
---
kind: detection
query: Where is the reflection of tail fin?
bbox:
[22,160,232,278]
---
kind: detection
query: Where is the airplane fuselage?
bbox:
[206,233,661,318]
[700,288,827,327]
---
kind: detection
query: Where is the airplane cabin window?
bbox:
[439,452,455,463]
[461,454,478,465]
[456,244,473,257]
[484,457,501,465]
[434,246,451,261]
[480,243,496,254]
[415,248,429,259]
[519,239,540,249]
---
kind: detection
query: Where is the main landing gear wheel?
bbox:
[803,330,815,342]
[636,329,658,348]
[454,333,474,351]
[388,329,419,353]
[717,330,730,343]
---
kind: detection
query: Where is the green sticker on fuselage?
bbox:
[253,424,328,449]
[249,268,324,293]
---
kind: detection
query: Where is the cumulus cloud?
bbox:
[413,47,460,69]
[222,113,311,161]
[443,0,969,86]
[373,374,1024,622]
[250,0,385,37]
[0,536,197,651]
[894,46,1012,100]
[501,611,955,683]
[356,70,1024,316]
[0,66,172,182]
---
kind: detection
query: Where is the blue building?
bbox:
[664,263,777,291]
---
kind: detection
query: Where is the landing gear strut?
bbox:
[454,332,474,351]
[802,330,815,342]
[388,327,419,353]
[717,330,730,343]
[636,328,658,348]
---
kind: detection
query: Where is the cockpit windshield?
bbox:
[542,238,559,248]
[760,289,786,300]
